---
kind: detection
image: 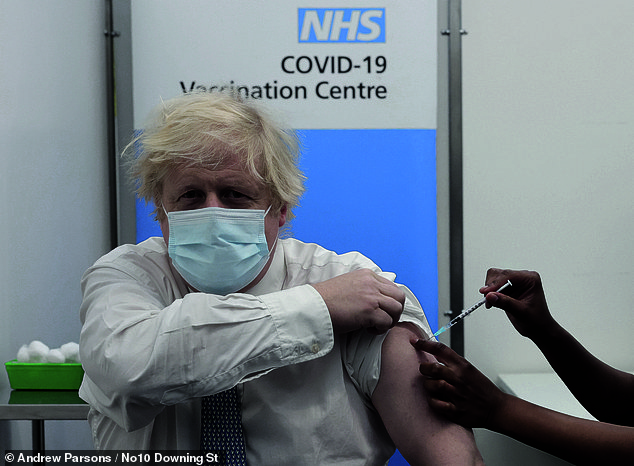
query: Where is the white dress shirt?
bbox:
[79,237,432,465]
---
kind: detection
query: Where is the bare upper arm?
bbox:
[371,324,485,466]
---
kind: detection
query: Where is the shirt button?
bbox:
[311,343,320,354]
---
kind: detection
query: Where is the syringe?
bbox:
[431,280,512,339]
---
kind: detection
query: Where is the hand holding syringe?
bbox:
[431,280,512,339]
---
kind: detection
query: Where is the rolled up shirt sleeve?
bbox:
[79,249,333,432]
[342,281,433,400]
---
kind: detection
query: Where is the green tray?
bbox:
[5,360,84,390]
[8,389,85,404]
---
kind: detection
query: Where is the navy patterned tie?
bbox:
[200,387,247,465]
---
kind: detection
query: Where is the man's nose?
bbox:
[203,194,223,208]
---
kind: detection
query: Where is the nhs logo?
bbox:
[298,8,386,43]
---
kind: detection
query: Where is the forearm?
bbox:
[532,322,634,425]
[84,286,332,391]
[80,283,333,430]
[492,393,634,465]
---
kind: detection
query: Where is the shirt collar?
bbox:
[244,239,285,296]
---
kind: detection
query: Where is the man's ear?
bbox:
[279,204,288,228]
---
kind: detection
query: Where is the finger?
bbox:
[422,375,460,404]
[373,270,398,286]
[411,336,441,352]
[481,268,539,295]
[378,296,404,326]
[366,272,405,325]
[373,284,405,327]
[376,276,406,306]
[370,270,403,295]
[419,368,458,397]
[486,283,535,316]
[484,291,513,311]
[479,268,508,293]
[421,376,459,403]
[419,361,464,391]
[481,279,516,310]
[411,338,463,368]
[427,397,457,416]
[480,270,516,294]
[367,310,394,334]
[418,361,449,379]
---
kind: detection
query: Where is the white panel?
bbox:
[450,2,634,464]
[0,0,108,450]
[130,0,436,129]
[462,0,634,382]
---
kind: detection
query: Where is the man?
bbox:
[79,92,483,465]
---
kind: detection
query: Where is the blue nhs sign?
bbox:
[298,8,385,43]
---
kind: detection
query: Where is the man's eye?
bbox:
[225,190,248,199]
[175,190,206,209]
[221,190,255,208]
[180,190,204,200]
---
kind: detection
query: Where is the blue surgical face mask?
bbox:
[164,205,274,295]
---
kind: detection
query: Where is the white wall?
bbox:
[460,1,634,464]
[0,0,109,450]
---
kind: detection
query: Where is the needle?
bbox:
[431,280,512,339]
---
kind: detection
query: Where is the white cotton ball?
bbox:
[17,345,30,362]
[60,342,80,363]
[28,340,50,362]
[47,349,66,363]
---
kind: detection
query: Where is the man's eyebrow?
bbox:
[167,181,201,193]
[218,174,263,190]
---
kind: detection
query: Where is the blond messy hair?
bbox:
[126,91,305,221]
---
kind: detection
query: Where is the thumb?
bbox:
[485,292,511,310]
[486,292,525,322]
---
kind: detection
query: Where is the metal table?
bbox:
[0,387,89,452]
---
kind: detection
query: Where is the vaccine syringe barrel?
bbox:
[432,280,512,338]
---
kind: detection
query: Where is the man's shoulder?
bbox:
[91,237,169,272]
[280,237,380,274]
